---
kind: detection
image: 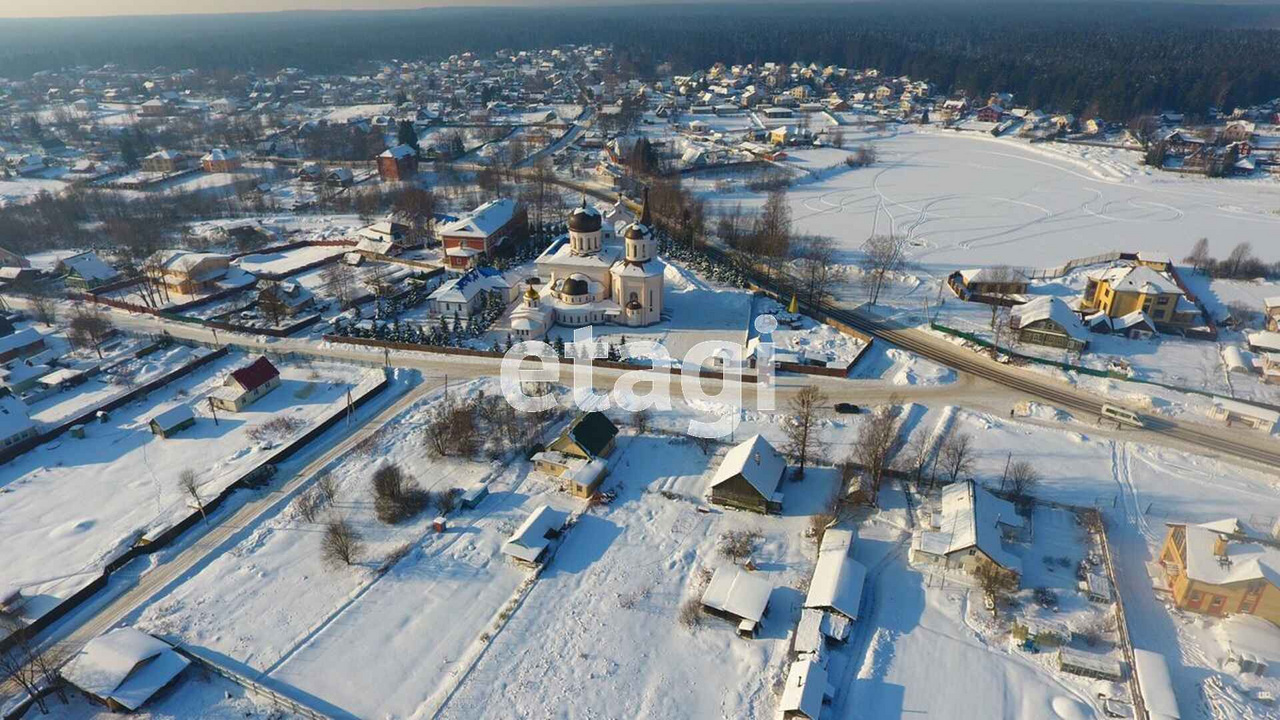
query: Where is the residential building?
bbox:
[1080,264,1198,332]
[439,198,523,270]
[708,434,786,514]
[911,480,1026,581]
[1264,297,1280,332]
[141,149,189,173]
[377,143,418,182]
[208,357,281,412]
[0,328,46,364]
[0,391,37,448]
[257,281,315,317]
[779,658,829,720]
[201,148,243,173]
[61,628,191,712]
[355,220,410,256]
[1009,296,1089,352]
[427,266,513,321]
[949,267,1029,299]
[57,251,120,290]
[146,250,230,295]
[1157,519,1280,624]
[533,411,618,498]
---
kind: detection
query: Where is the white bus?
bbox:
[1100,404,1144,428]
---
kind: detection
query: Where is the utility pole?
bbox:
[999,452,1011,492]
[346,389,353,427]
[207,397,218,426]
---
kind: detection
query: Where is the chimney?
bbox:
[1213,534,1230,559]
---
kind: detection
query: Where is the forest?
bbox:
[0,3,1278,120]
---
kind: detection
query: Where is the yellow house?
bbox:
[1157,519,1280,625]
[1081,265,1197,331]
[531,411,618,498]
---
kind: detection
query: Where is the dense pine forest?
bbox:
[0,3,1277,120]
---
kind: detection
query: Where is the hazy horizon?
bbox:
[2,0,1276,20]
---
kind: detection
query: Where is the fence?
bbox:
[175,645,332,720]
[1025,251,1125,281]
[0,347,230,468]
[1090,508,1150,720]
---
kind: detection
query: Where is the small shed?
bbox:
[501,505,568,566]
[433,516,447,533]
[148,405,195,438]
[1081,572,1113,603]
[1133,648,1181,720]
[778,657,830,719]
[460,483,489,509]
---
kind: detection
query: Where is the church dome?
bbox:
[561,276,589,297]
[568,202,602,233]
[623,221,651,241]
[626,298,643,311]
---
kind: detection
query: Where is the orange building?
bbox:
[1157,519,1280,625]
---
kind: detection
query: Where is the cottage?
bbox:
[61,628,190,712]
[1264,297,1280,332]
[707,434,786,514]
[1009,296,1089,352]
[141,149,188,174]
[1081,265,1197,332]
[949,267,1029,299]
[377,144,418,182]
[146,250,231,295]
[438,198,523,271]
[805,527,866,623]
[148,405,195,438]
[1247,330,1280,354]
[0,361,53,394]
[1158,519,1280,623]
[1208,398,1278,432]
[355,220,410,256]
[533,411,618,498]
[57,251,120,290]
[911,480,1025,581]
[501,504,568,565]
[257,281,315,317]
[201,148,242,173]
[325,167,354,188]
[209,357,281,412]
[700,565,772,636]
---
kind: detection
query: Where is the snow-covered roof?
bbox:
[379,143,416,159]
[59,251,119,282]
[1180,519,1280,587]
[1210,398,1280,428]
[778,657,827,720]
[0,393,34,440]
[1091,265,1181,296]
[501,504,567,563]
[429,266,510,304]
[701,565,771,623]
[1246,330,1280,353]
[150,250,228,274]
[61,628,190,712]
[1132,649,1181,720]
[439,198,518,240]
[709,434,785,500]
[958,267,1027,284]
[0,327,44,355]
[149,404,194,432]
[1112,310,1155,333]
[918,480,1023,573]
[1011,296,1087,341]
[805,550,866,620]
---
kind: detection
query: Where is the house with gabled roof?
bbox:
[708,434,786,514]
[208,357,280,412]
[911,479,1026,582]
[1159,518,1280,624]
[501,504,568,566]
[1009,296,1089,352]
[439,198,523,271]
[61,627,190,712]
[700,565,772,637]
[57,251,120,290]
[533,411,618,498]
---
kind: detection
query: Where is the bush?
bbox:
[718,529,763,563]
[247,416,305,444]
[321,518,362,567]
[371,463,430,524]
[679,597,704,629]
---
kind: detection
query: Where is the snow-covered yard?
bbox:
[0,354,374,631]
[232,243,350,277]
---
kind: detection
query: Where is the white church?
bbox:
[510,190,665,340]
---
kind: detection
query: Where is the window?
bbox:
[1189,590,1202,602]
[1209,594,1226,610]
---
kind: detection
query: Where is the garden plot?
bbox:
[0,353,372,631]
[906,406,1280,720]
[438,435,840,720]
[134,380,569,719]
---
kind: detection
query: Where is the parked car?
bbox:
[834,402,861,414]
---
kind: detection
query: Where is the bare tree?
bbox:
[26,291,57,327]
[1223,242,1254,279]
[321,518,363,567]
[829,127,845,149]
[899,429,937,490]
[717,528,763,564]
[0,623,49,714]
[316,470,339,503]
[371,462,428,524]
[1005,460,1040,500]
[67,305,113,359]
[937,431,976,485]
[632,408,652,435]
[1183,237,1211,274]
[783,385,829,480]
[321,262,358,308]
[850,404,902,496]
[178,468,205,521]
[861,234,906,305]
[793,234,844,307]
[753,188,792,282]
[257,282,289,327]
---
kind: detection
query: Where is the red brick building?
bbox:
[439,198,524,271]
[377,144,419,182]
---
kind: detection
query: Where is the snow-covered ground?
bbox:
[232,244,350,277]
[700,125,1280,271]
[0,353,374,631]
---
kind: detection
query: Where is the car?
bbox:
[834,402,861,414]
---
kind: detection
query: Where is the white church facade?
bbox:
[509,191,665,340]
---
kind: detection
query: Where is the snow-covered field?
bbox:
[0,354,374,630]
[701,125,1280,273]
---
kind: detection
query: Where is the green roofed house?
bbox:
[534,411,618,498]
